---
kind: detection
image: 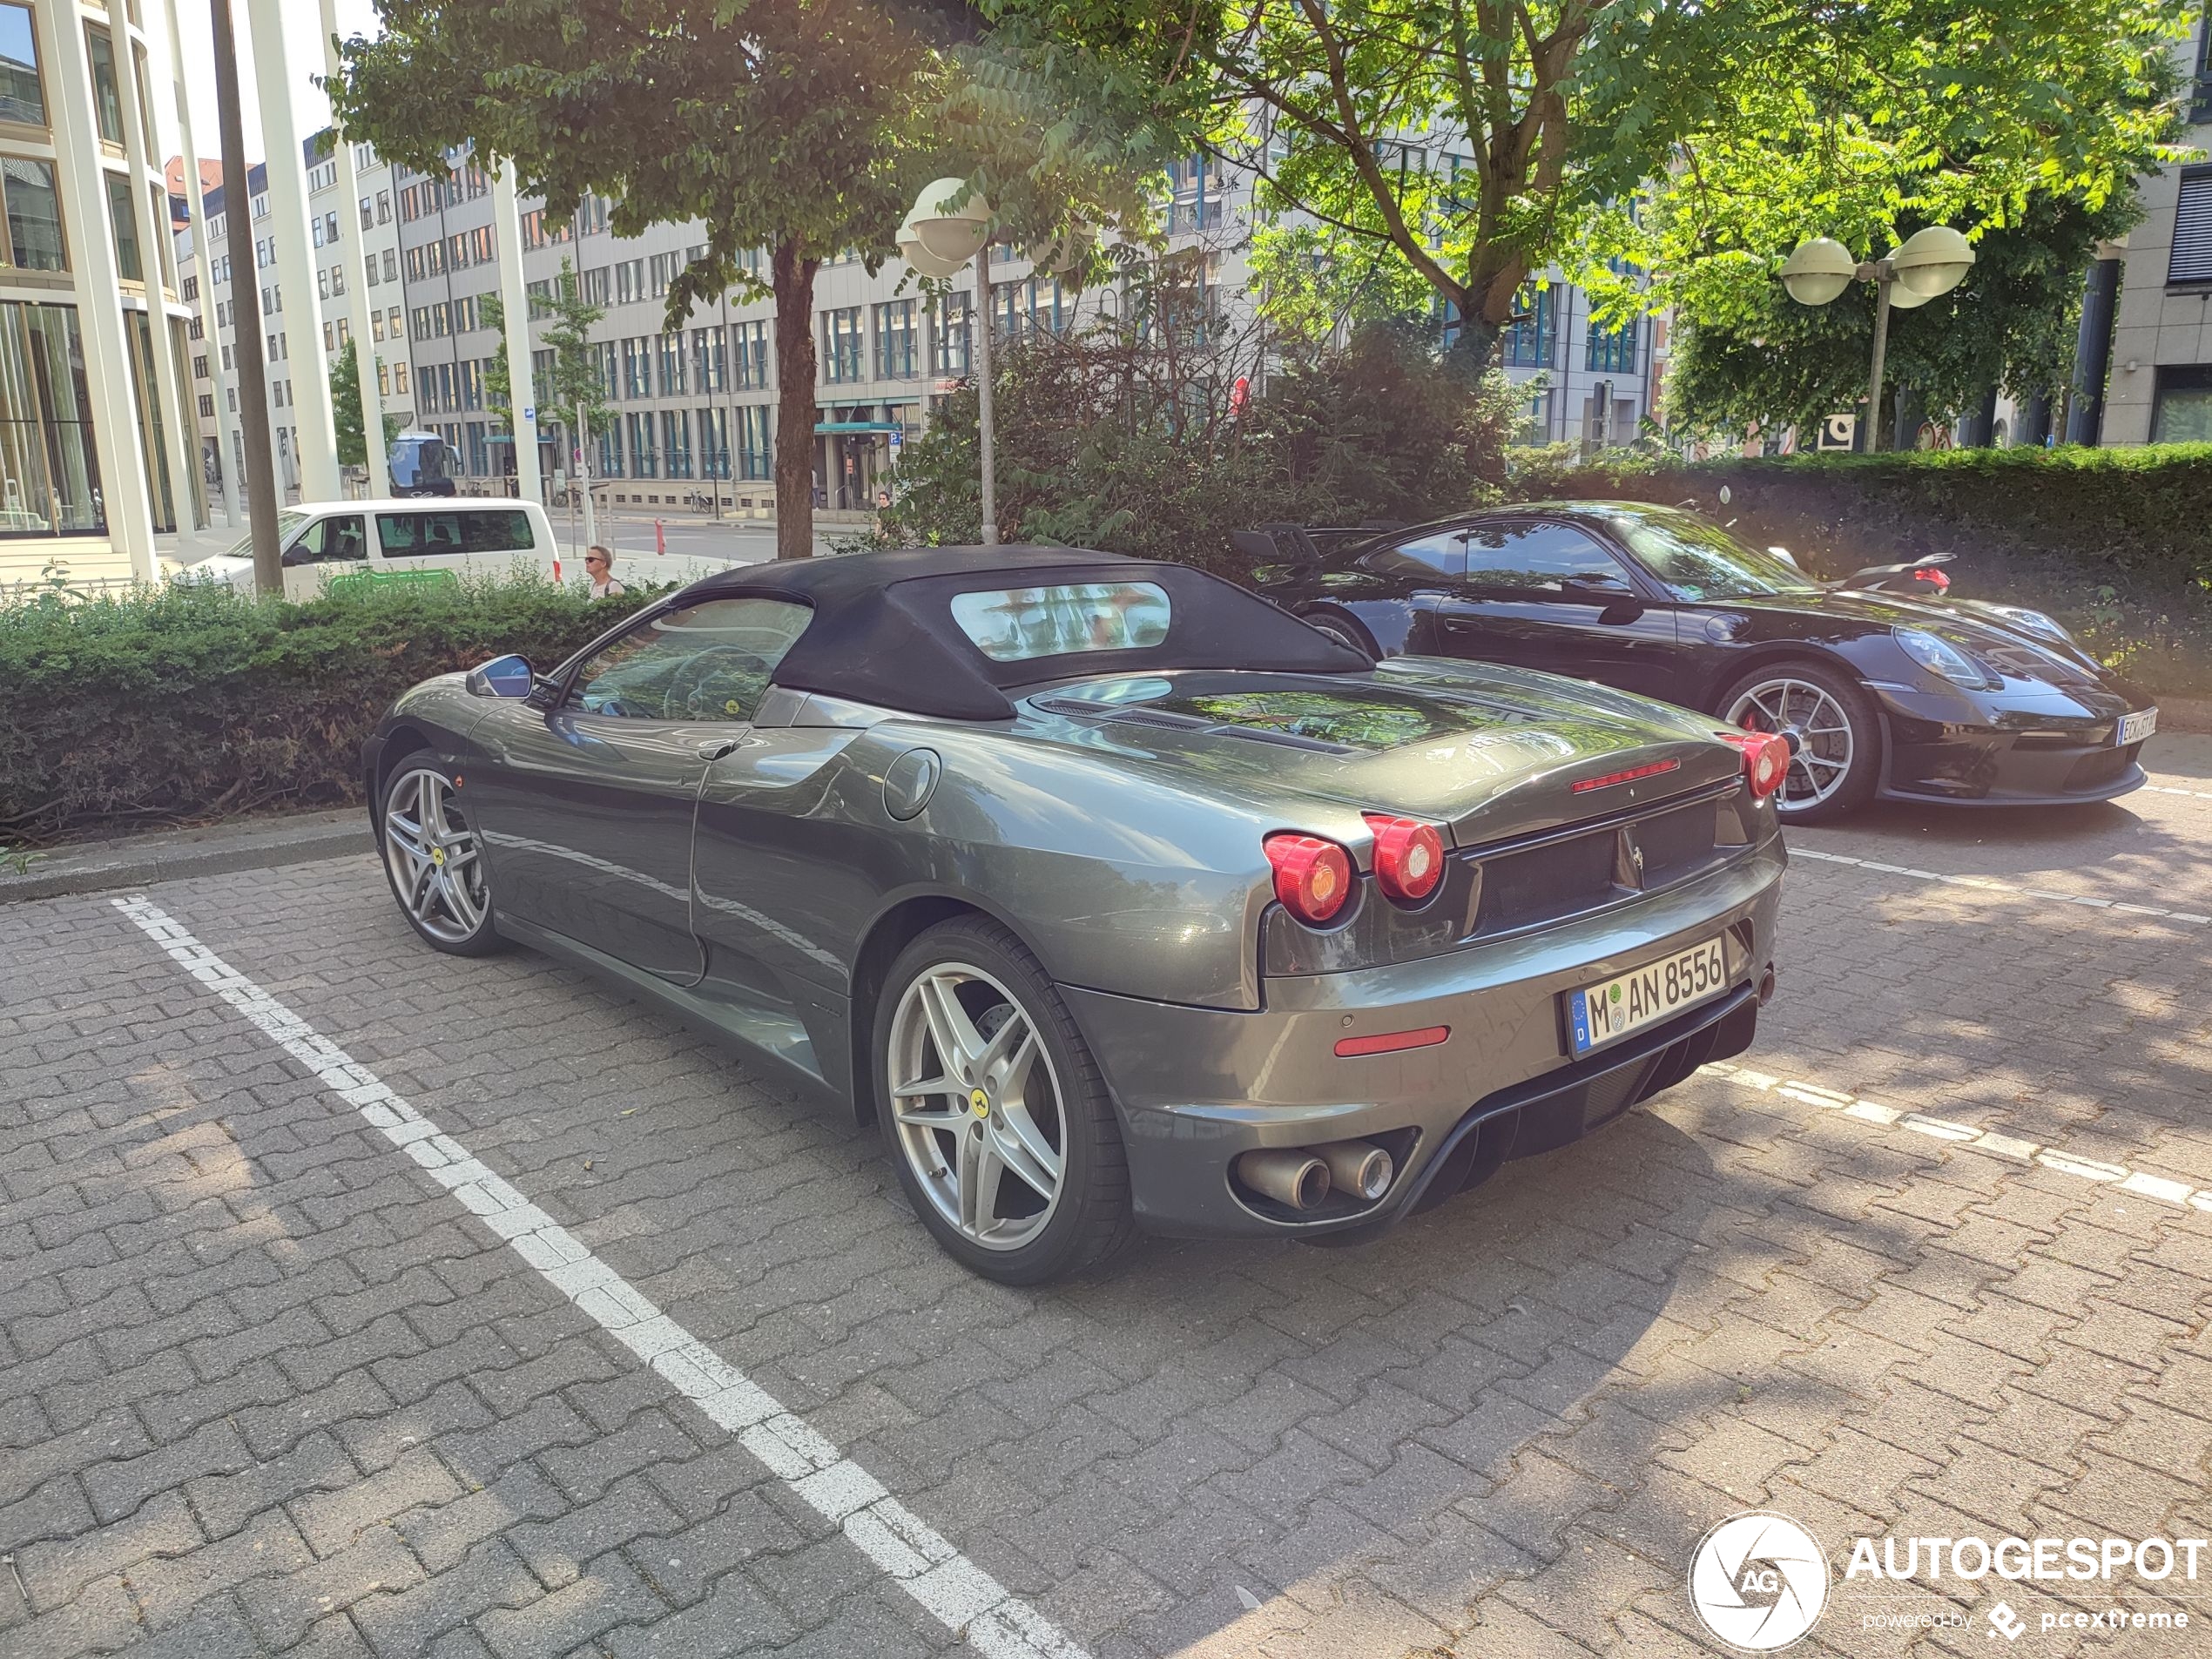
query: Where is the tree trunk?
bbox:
[771,238,819,561]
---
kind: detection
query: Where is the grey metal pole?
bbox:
[1864,268,1894,454]
[974,241,996,545]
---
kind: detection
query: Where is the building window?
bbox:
[874,300,918,379]
[698,406,729,479]
[376,361,388,396]
[692,325,725,394]
[1502,286,1555,369]
[84,26,122,145]
[627,409,656,476]
[0,157,62,271]
[657,333,685,395]
[105,173,139,280]
[732,320,768,390]
[1586,315,1638,374]
[614,257,645,304]
[597,419,622,478]
[393,361,408,394]
[381,248,395,282]
[0,5,40,127]
[0,302,101,535]
[322,321,333,353]
[662,408,691,477]
[735,404,771,480]
[821,306,864,382]
[2153,365,2212,441]
[928,293,971,377]
[198,393,212,418]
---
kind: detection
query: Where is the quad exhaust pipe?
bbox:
[1235,1138,1395,1211]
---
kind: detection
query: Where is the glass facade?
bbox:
[736,404,771,479]
[821,307,864,382]
[106,173,138,280]
[125,308,172,531]
[1,157,61,269]
[85,26,121,145]
[874,300,918,379]
[0,3,44,126]
[1586,317,1638,374]
[732,320,767,389]
[0,302,103,536]
[929,293,971,376]
[1502,287,1555,369]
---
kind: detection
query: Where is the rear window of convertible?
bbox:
[949,582,1171,661]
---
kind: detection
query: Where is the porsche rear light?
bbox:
[1719,731,1791,799]
[1264,833,1352,925]
[1362,813,1445,904]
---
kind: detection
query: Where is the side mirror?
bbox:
[465,653,535,698]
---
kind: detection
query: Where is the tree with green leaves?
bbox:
[482,258,612,471]
[334,0,1207,557]
[1209,0,2188,377]
[329,338,401,473]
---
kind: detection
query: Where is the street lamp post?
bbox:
[1779,226,1974,451]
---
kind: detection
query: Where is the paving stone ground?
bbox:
[4,735,2211,1658]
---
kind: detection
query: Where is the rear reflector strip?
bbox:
[1570,758,1682,794]
[1335,1025,1450,1057]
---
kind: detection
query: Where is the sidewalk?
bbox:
[0,807,368,905]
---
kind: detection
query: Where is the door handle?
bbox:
[698,738,742,761]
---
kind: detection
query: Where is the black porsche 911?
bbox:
[1248,502,2158,823]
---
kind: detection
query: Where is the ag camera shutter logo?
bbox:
[1689,1511,1831,1651]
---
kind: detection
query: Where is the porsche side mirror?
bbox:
[465,653,535,698]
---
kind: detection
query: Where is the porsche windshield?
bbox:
[1608,510,1821,602]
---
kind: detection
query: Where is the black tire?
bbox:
[1716,659,1882,825]
[873,915,1135,1284]
[1305,609,1379,658]
[378,758,506,956]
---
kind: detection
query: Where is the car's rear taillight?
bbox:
[1719,731,1791,799]
[1264,833,1352,925]
[1362,813,1445,904]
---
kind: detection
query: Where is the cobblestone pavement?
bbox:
[4,736,2211,1659]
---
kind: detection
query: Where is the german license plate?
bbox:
[1567,937,1728,1056]
[2116,708,2156,747]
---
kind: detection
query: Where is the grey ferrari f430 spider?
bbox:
[365,546,1787,1282]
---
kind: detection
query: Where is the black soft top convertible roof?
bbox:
[688,544,1371,720]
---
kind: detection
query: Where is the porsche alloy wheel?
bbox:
[1723,664,1879,823]
[875,918,1134,1283]
[381,763,500,954]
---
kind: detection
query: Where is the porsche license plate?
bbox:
[1568,937,1728,1057]
[2116,708,2156,747]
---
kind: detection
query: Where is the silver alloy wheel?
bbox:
[1726,678,1856,811]
[886,962,1066,1251]
[383,765,489,945]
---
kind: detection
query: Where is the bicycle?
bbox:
[685,489,715,513]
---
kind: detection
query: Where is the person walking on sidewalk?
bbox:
[584,545,627,601]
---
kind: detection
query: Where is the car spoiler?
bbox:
[1231,521,1406,567]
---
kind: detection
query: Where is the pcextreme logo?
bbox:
[1688,1511,1831,1652]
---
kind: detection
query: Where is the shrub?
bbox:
[879,319,1525,571]
[1,575,650,845]
[1507,445,2212,692]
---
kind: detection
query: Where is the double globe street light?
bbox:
[1778,226,1975,451]
[900,179,1086,544]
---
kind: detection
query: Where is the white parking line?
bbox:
[111,895,1085,1659]
[1791,846,2212,927]
[1696,1059,2211,1215]
[2144,779,2212,804]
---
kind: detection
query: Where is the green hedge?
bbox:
[1,576,649,846]
[1506,444,2212,692]
[1509,444,2212,586]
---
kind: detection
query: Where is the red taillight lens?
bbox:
[1915,567,1952,593]
[1720,731,1791,799]
[1264,833,1352,925]
[1362,813,1445,904]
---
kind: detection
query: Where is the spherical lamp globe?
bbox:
[1892,225,1975,299]
[1778,238,1858,307]
[909,178,992,266]
[1878,249,1936,308]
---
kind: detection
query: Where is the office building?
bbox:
[0,0,202,588]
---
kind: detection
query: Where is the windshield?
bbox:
[222,510,306,560]
[1608,509,1820,602]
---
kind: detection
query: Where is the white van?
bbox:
[179,499,744,603]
